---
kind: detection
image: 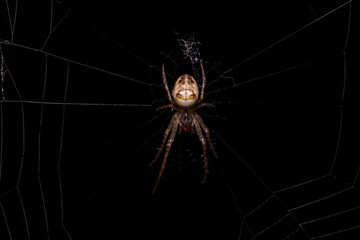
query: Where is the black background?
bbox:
[0,0,359,239]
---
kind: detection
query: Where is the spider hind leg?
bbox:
[194,114,218,158]
[150,114,178,166]
[193,119,209,183]
[151,117,179,194]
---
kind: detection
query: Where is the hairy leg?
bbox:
[193,102,215,111]
[155,104,178,112]
[199,62,206,103]
[162,64,174,104]
[149,114,178,166]
[152,120,179,194]
[194,114,218,158]
[193,119,208,183]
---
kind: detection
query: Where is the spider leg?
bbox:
[152,120,179,194]
[162,64,175,104]
[193,119,208,183]
[193,102,215,111]
[155,104,178,112]
[194,114,218,158]
[199,62,206,103]
[149,114,178,166]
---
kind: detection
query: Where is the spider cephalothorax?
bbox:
[149,63,218,194]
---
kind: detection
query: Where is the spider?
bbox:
[150,62,218,194]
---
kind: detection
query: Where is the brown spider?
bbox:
[150,62,218,194]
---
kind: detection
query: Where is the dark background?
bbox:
[0,0,359,239]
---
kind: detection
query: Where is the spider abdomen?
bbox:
[173,74,199,108]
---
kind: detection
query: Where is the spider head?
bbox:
[173,74,199,108]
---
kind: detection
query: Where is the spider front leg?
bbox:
[199,62,206,103]
[193,119,209,183]
[162,64,175,104]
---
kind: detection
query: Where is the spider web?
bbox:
[0,0,359,239]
